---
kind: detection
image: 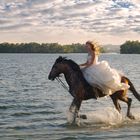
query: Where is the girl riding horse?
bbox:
[80,41,129,96]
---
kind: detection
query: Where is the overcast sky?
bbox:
[0,0,140,45]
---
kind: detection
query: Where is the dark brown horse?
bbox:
[48,56,140,123]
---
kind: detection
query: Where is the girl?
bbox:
[80,41,129,95]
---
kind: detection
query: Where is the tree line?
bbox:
[0,42,105,53]
[0,40,139,53]
[120,40,140,54]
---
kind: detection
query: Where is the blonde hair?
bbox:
[86,40,100,55]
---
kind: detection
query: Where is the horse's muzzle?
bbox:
[48,74,55,81]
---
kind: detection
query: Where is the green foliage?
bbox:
[120,40,140,54]
[0,42,105,53]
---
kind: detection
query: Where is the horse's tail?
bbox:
[123,76,140,101]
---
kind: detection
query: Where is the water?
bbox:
[0,53,140,140]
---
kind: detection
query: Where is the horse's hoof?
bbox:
[128,114,135,120]
[79,114,87,119]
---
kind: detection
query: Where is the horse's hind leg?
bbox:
[119,96,135,119]
[110,94,121,113]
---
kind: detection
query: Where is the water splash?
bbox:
[80,107,123,126]
[66,109,78,125]
[128,108,140,122]
[66,107,123,126]
[66,106,140,132]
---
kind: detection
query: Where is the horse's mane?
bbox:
[56,56,83,76]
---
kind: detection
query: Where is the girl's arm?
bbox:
[79,61,88,67]
[79,52,96,68]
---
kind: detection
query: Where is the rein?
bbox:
[56,77,69,92]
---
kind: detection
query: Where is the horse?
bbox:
[48,56,140,123]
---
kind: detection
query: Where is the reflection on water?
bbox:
[0,53,140,140]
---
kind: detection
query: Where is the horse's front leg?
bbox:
[68,98,82,124]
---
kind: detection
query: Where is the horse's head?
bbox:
[48,56,67,80]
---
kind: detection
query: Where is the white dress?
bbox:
[81,54,129,95]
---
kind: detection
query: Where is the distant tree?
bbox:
[120,40,140,54]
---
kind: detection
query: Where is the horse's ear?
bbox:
[56,56,64,63]
[59,56,63,59]
[58,56,63,61]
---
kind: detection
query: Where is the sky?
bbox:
[0,0,140,45]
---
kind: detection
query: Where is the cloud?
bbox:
[0,0,140,44]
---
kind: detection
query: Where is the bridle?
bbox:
[56,76,69,92]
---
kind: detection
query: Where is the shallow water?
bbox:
[0,53,140,140]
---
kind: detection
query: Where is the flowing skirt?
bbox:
[81,61,129,95]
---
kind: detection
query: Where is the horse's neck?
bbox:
[64,70,74,87]
[63,67,79,89]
